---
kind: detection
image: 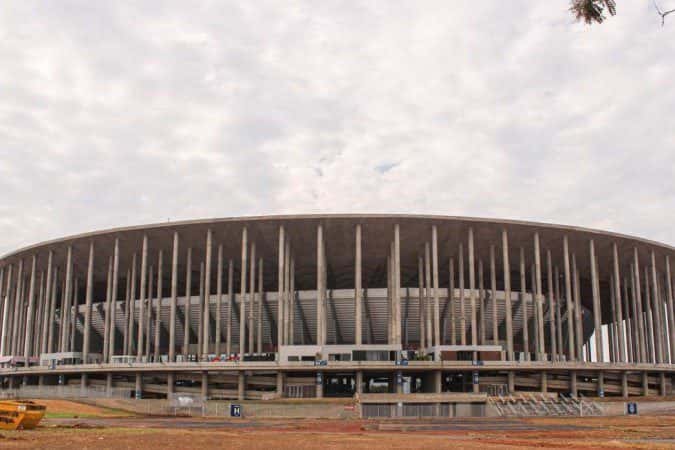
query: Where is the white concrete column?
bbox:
[203,230,212,356]
[248,242,256,353]
[137,235,148,361]
[448,257,455,345]
[23,255,37,360]
[519,247,529,360]
[183,247,192,357]
[533,233,545,359]
[215,244,223,356]
[83,242,95,362]
[284,240,291,345]
[40,251,53,355]
[418,256,425,349]
[572,254,584,361]
[589,239,603,363]
[424,242,433,346]
[467,229,477,347]
[47,266,58,354]
[60,248,72,352]
[0,265,12,356]
[169,233,178,362]
[478,259,485,345]
[665,256,675,364]
[490,246,497,345]
[355,224,362,345]
[650,251,664,363]
[632,252,646,362]
[102,256,112,362]
[546,250,557,360]
[109,238,119,359]
[277,225,285,348]
[289,258,295,345]
[146,265,154,358]
[502,230,513,361]
[612,244,625,363]
[239,227,248,354]
[226,259,233,355]
[154,251,163,359]
[257,258,263,352]
[432,225,440,347]
[127,253,138,355]
[563,236,575,360]
[317,224,325,346]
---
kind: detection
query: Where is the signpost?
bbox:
[627,402,638,415]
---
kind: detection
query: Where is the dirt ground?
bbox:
[1,400,675,449]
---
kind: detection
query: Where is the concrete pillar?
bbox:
[355,224,362,345]
[284,240,291,345]
[1,265,13,356]
[60,248,72,352]
[248,242,256,353]
[126,253,137,355]
[154,251,163,360]
[103,256,112,362]
[183,248,192,357]
[215,244,223,356]
[650,251,664,364]
[146,266,154,358]
[201,372,208,400]
[169,233,178,361]
[197,263,203,359]
[612,244,626,363]
[395,224,402,345]
[432,225,440,347]
[633,249,646,362]
[81,373,88,392]
[418,257,425,350]
[468,228,476,347]
[135,373,142,399]
[563,236,575,361]
[69,278,78,353]
[533,233,545,360]
[106,373,113,396]
[643,372,649,396]
[83,242,95,362]
[203,230,212,356]
[109,238,119,360]
[277,226,285,348]
[47,266,58,354]
[257,258,263,352]
[355,371,363,394]
[23,255,37,360]
[665,256,675,365]
[540,372,548,394]
[597,371,604,397]
[478,259,485,344]
[572,255,584,361]
[502,230,513,361]
[608,276,617,363]
[40,251,53,355]
[449,257,456,345]
[623,277,634,363]
[519,248,529,360]
[659,373,666,397]
[621,372,628,398]
[431,370,442,393]
[546,250,557,360]
[239,227,248,355]
[507,371,515,393]
[425,242,433,346]
[167,373,175,396]
[274,372,285,398]
[570,371,578,397]
[226,259,233,355]
[396,370,403,394]
[317,224,325,346]
[490,246,497,345]
[137,235,148,361]
[531,265,540,360]
[644,267,655,363]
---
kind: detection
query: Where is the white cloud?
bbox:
[0,0,674,254]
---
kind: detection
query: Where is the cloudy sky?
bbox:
[1,1,674,254]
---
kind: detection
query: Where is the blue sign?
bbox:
[598,389,604,398]
[396,372,403,385]
[314,360,327,366]
[627,402,638,415]
[231,404,242,417]
[472,371,479,385]
[316,372,323,385]
[395,359,409,366]
[135,389,142,400]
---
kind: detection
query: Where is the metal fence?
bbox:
[361,402,486,418]
[0,385,131,400]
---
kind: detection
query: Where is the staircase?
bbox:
[488,393,603,417]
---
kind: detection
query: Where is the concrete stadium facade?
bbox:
[0,214,674,401]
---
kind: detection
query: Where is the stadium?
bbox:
[0,214,673,416]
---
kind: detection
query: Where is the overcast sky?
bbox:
[1,1,674,254]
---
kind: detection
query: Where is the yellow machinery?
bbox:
[0,400,46,430]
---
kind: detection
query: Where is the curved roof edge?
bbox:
[1,213,674,261]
